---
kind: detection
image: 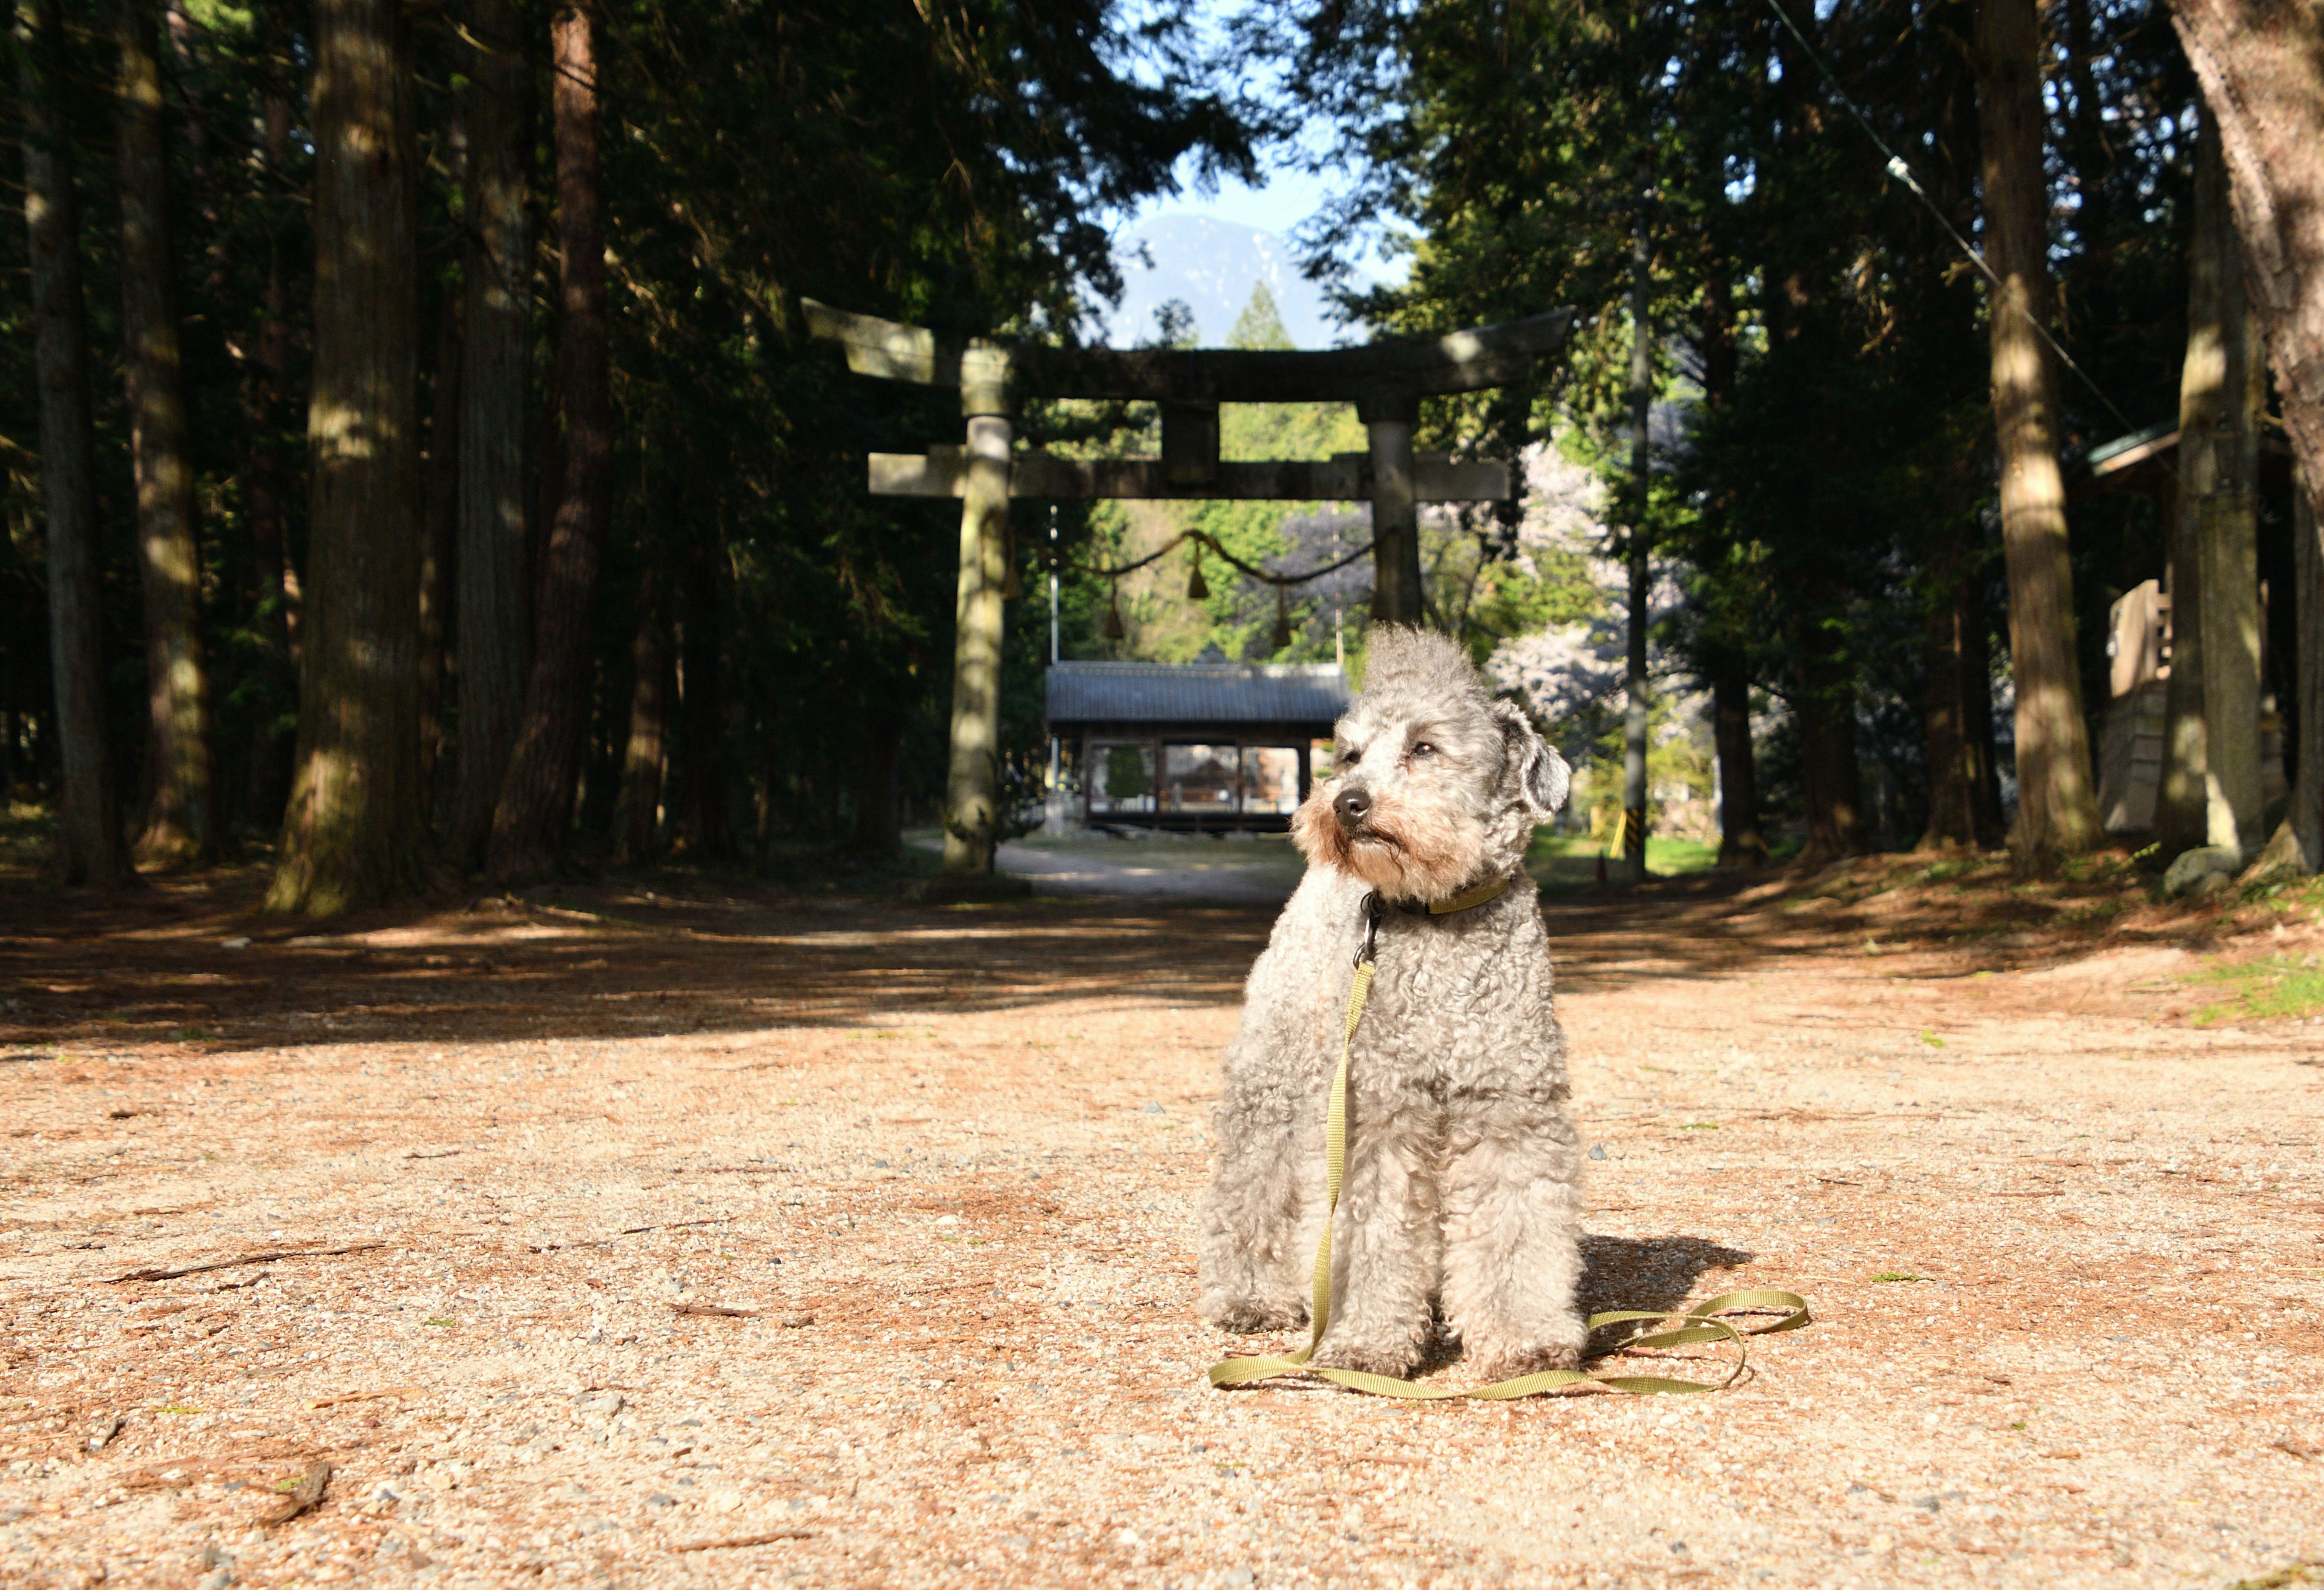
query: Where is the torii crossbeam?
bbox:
[803,300,1575,884]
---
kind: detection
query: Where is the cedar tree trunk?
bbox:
[114,0,218,861]
[419,296,461,824]
[488,0,609,882]
[2160,119,2268,854]
[18,0,132,885]
[679,532,730,858]
[2168,0,2324,540]
[612,558,669,865]
[2254,468,2324,876]
[1796,652,1869,864]
[1710,652,1766,867]
[266,0,429,915]
[1620,225,1652,884]
[240,53,298,827]
[453,0,533,870]
[1920,542,2006,849]
[1974,0,2102,865]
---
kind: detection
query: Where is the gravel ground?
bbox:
[1,866,2319,1589]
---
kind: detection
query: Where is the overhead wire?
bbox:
[1758,0,2147,438]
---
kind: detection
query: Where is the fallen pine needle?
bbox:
[677,1531,815,1551]
[107,1243,386,1284]
[670,1301,759,1318]
[305,1387,424,1410]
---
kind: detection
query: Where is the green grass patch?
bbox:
[422,1318,455,1327]
[2187,955,2324,1027]
[1525,831,1722,895]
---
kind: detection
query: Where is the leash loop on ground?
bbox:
[1206,883,1812,1401]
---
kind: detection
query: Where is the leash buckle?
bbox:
[1356,892,1382,965]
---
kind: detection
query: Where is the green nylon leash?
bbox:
[1206,882,1812,1400]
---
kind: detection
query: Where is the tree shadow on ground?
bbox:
[0,847,2178,1057]
[1406,1234,1754,1379]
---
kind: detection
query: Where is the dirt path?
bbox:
[1,867,2319,1589]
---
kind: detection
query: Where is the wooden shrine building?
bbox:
[1044,661,1350,833]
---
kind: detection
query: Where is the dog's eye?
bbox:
[1408,741,1436,758]
[1341,746,1362,766]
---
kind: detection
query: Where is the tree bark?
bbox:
[1621,225,1653,884]
[1796,673,1869,865]
[2159,119,2270,855]
[420,295,461,826]
[240,45,298,828]
[2253,465,2323,877]
[2168,0,2324,547]
[487,0,609,883]
[452,0,533,870]
[679,533,730,859]
[611,558,669,866]
[852,713,903,855]
[1710,650,1765,867]
[1920,542,2006,849]
[266,0,429,916]
[18,0,132,887]
[2196,157,2268,858]
[1974,0,2102,867]
[1696,264,1762,869]
[113,0,218,862]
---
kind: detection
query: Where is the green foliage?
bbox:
[2187,956,2324,1028]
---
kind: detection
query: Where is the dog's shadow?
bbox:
[1419,1234,1755,1374]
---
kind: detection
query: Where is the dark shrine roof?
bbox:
[1045,661,1351,728]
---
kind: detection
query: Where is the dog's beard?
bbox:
[1293,787,1485,903]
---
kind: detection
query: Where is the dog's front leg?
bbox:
[1438,1099,1587,1378]
[1310,1103,1439,1378]
[1196,1091,1321,1332]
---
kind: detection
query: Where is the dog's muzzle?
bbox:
[1333,783,1372,833]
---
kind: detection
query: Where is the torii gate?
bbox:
[803,300,1575,884]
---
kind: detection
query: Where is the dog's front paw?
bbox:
[1463,1340,1582,1381]
[1310,1338,1422,1380]
[1198,1289,1307,1334]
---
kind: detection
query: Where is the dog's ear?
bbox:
[1491,698,1569,820]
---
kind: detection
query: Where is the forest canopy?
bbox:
[6,0,2323,905]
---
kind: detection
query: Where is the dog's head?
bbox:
[1292,625,1568,902]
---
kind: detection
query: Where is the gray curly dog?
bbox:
[1196,626,1584,1381]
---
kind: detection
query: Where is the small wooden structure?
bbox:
[2080,423,2297,839]
[804,300,1574,879]
[1045,661,1349,833]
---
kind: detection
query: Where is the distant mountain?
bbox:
[1102,215,1356,350]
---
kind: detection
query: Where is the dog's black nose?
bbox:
[1333,784,1370,829]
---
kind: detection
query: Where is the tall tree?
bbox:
[488,0,609,882]
[2257,468,2323,875]
[113,0,218,861]
[266,0,428,915]
[452,0,532,870]
[1620,225,1652,884]
[1974,0,2101,866]
[611,556,669,865]
[17,0,131,886]
[2168,0,2324,534]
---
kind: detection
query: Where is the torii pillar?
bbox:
[805,301,1574,880]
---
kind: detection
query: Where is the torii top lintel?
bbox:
[800,300,1575,419]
